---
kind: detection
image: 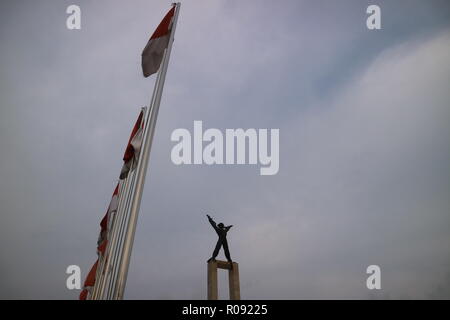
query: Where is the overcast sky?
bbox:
[0,0,449,299]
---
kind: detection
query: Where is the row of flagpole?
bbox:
[115,2,181,300]
[89,106,147,300]
[79,3,181,300]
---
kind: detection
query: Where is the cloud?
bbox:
[232,28,450,299]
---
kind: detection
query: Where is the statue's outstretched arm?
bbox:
[206,214,217,229]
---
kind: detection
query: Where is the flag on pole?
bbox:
[120,110,145,180]
[79,259,99,300]
[98,184,119,246]
[79,289,89,300]
[141,6,176,77]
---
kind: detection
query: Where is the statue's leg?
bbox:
[223,239,232,262]
[211,239,222,259]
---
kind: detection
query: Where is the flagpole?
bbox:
[90,180,126,299]
[103,107,150,299]
[93,176,130,299]
[94,130,145,300]
[98,169,135,299]
[114,2,181,300]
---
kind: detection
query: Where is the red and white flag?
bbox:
[79,289,89,300]
[97,183,119,248]
[97,239,108,257]
[79,259,99,300]
[141,6,175,77]
[120,110,145,180]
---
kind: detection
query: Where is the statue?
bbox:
[206,214,233,267]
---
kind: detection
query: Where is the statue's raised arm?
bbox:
[206,214,218,231]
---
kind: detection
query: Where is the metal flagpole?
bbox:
[114,2,181,300]
[103,107,151,299]
[93,125,145,300]
[98,166,135,298]
[94,104,150,299]
[90,179,125,300]
[104,105,154,299]
[92,177,131,299]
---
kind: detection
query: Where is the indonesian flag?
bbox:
[79,260,98,300]
[79,289,88,300]
[97,239,108,257]
[98,183,119,247]
[119,110,145,180]
[141,5,175,77]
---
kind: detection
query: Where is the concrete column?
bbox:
[207,261,218,300]
[229,262,240,300]
[207,260,240,300]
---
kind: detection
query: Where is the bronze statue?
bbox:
[206,214,233,266]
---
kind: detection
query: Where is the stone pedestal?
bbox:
[207,260,240,300]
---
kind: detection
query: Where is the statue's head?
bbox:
[218,223,224,229]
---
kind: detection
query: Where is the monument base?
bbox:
[207,260,240,300]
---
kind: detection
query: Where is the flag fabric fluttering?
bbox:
[79,260,99,300]
[98,183,119,246]
[141,6,175,77]
[119,110,145,180]
[79,289,88,300]
[79,183,118,300]
[97,239,108,257]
